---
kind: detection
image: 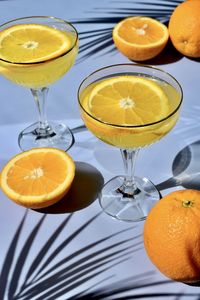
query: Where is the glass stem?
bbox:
[31,87,51,134]
[120,149,140,196]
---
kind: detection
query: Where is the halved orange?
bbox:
[0,24,72,63]
[0,148,75,208]
[113,16,169,61]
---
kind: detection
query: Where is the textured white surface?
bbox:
[0,0,200,299]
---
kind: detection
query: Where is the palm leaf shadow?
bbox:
[7,214,46,298]
[1,210,142,299]
[70,271,156,299]
[17,236,142,299]
[12,211,103,298]
[31,231,140,283]
[1,208,199,299]
[18,213,73,291]
[71,277,199,299]
[0,211,28,300]
[73,0,183,63]
[28,211,103,282]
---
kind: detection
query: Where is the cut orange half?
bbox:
[86,76,169,126]
[113,16,169,61]
[0,148,75,208]
[0,24,72,63]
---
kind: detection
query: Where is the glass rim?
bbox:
[0,15,78,65]
[78,63,183,129]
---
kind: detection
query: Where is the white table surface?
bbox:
[0,0,200,299]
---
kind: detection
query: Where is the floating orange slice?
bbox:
[0,24,72,63]
[86,75,169,125]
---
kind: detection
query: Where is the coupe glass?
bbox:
[78,64,183,222]
[0,16,78,151]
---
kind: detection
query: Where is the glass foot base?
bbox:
[18,122,74,151]
[99,176,161,222]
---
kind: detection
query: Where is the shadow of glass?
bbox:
[156,140,200,192]
[35,161,104,214]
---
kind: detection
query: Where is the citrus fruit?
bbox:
[0,24,72,63]
[144,189,200,283]
[168,0,200,58]
[113,16,169,61]
[0,148,75,209]
[86,76,169,125]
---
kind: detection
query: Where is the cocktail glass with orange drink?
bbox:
[78,64,183,222]
[0,16,78,151]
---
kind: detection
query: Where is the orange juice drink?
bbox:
[79,75,181,149]
[0,17,78,151]
[0,24,78,88]
[78,64,183,222]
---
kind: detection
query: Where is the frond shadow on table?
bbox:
[0,211,139,299]
[73,0,183,64]
[0,211,199,299]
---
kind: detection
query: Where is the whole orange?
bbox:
[144,189,200,283]
[168,0,200,57]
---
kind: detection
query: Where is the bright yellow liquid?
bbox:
[80,75,181,149]
[0,29,78,89]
